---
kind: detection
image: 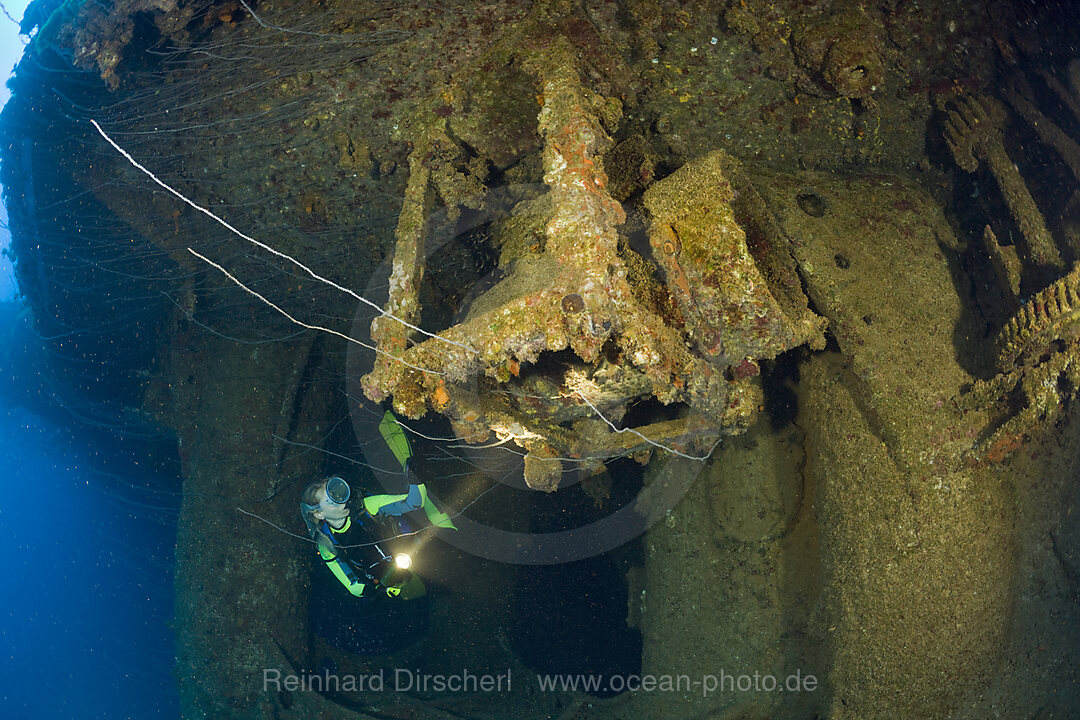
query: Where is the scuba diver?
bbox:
[300,411,455,599]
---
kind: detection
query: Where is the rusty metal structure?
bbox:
[362,14,825,489]
[941,59,1080,465]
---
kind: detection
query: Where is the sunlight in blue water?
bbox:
[1,9,181,709]
[0,2,30,300]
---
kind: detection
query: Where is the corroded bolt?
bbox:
[561,293,585,313]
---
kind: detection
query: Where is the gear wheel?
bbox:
[996,263,1080,371]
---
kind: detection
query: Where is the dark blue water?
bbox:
[0,329,180,718]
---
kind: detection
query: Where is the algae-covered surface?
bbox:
[2,0,1080,718]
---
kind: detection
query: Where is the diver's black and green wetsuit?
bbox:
[312,411,454,597]
[315,515,399,598]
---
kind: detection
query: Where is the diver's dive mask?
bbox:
[324,476,350,505]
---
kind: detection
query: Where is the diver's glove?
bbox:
[385,585,402,598]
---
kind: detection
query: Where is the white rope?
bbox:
[189,249,442,376]
[90,118,476,355]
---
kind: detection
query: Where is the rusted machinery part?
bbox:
[981,225,1021,311]
[942,92,1064,279]
[941,93,994,172]
[970,346,1080,466]
[1004,73,1080,184]
[996,263,1080,371]
[443,375,729,461]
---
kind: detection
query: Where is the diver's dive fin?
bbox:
[378,410,413,470]
[418,484,457,530]
[377,411,456,529]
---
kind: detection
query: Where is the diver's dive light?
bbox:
[394,553,412,570]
